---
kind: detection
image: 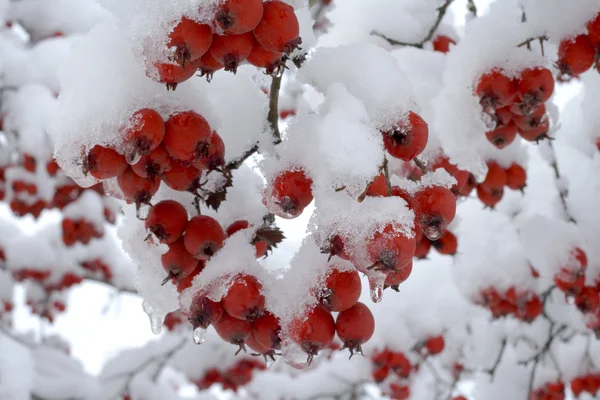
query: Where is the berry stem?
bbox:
[268,70,284,144]
[413,157,428,174]
[382,157,392,196]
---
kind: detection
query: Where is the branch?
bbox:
[382,157,392,196]
[484,338,507,379]
[225,143,259,170]
[546,141,576,223]
[83,276,138,295]
[268,71,283,144]
[413,157,428,174]
[372,0,455,48]
[467,0,477,16]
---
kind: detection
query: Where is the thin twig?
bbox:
[484,338,507,380]
[517,35,548,49]
[372,0,455,48]
[226,143,259,170]
[413,157,428,174]
[382,157,392,196]
[546,141,576,223]
[268,72,283,144]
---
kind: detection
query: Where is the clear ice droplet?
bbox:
[193,326,207,345]
[142,300,165,335]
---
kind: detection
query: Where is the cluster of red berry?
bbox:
[477,286,542,322]
[61,218,103,246]
[149,0,301,90]
[571,373,600,398]
[556,13,600,81]
[195,359,266,393]
[530,381,566,400]
[476,161,527,208]
[476,66,554,147]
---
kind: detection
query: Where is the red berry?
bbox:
[84,145,128,180]
[246,331,272,354]
[385,261,413,287]
[587,13,600,47]
[319,268,361,312]
[431,231,458,255]
[432,35,456,53]
[247,41,283,74]
[571,377,585,397]
[22,153,36,172]
[269,168,313,219]
[168,18,213,65]
[413,186,456,241]
[46,159,59,176]
[213,312,253,353]
[131,145,172,178]
[253,0,301,54]
[161,238,199,283]
[372,365,389,383]
[476,184,503,208]
[176,262,205,292]
[481,162,506,191]
[557,34,595,78]
[366,173,388,197]
[209,33,254,73]
[517,67,554,111]
[574,287,599,313]
[161,161,202,192]
[424,335,445,355]
[183,215,226,260]
[382,111,429,161]
[391,185,414,208]
[475,69,517,112]
[453,397,467,400]
[222,274,266,321]
[516,294,542,322]
[192,131,225,171]
[152,58,202,90]
[121,108,165,161]
[198,51,224,80]
[485,121,518,149]
[289,305,335,364]
[367,224,416,271]
[335,302,375,356]
[519,118,550,142]
[215,0,264,35]
[389,383,410,400]
[188,295,224,329]
[494,106,514,125]
[145,200,188,244]
[253,311,282,350]
[225,220,269,258]
[163,111,213,164]
[117,167,160,206]
[505,163,527,191]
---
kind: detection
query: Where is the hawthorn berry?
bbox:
[252,311,282,350]
[481,162,506,192]
[22,153,36,173]
[46,159,59,176]
[388,352,412,376]
[335,302,375,357]
[183,215,226,260]
[412,186,456,241]
[371,365,389,383]
[161,238,199,284]
[485,121,518,149]
[161,161,202,192]
[209,33,254,73]
[557,34,595,78]
[367,224,416,271]
[574,287,599,313]
[188,295,224,329]
[131,145,172,178]
[505,163,527,191]
[289,305,336,365]
[213,311,253,354]
[382,111,429,161]
[432,35,456,53]
[318,268,361,312]
[83,145,128,180]
[516,67,554,111]
[246,331,272,355]
[225,220,269,258]
[476,184,503,208]
[117,167,160,206]
[366,173,388,197]
[192,131,225,171]
[515,295,542,322]
[269,168,313,219]
[519,118,550,142]
[145,200,188,244]
[222,274,265,321]
[253,0,301,54]
[389,383,410,400]
[121,108,165,161]
[424,335,445,355]
[247,41,283,74]
[215,0,264,35]
[163,110,213,164]
[385,261,413,288]
[168,18,213,65]
[198,51,224,80]
[153,58,202,90]
[176,262,205,292]
[475,69,517,112]
[432,231,458,256]
[587,13,600,47]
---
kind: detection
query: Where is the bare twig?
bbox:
[382,157,392,196]
[372,0,455,48]
[413,157,428,174]
[226,143,259,170]
[546,141,576,223]
[484,338,507,380]
[268,72,283,144]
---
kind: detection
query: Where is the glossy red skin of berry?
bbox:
[23,154,36,173]
[319,268,361,312]
[557,34,595,77]
[183,215,226,260]
[485,121,517,149]
[383,112,429,161]
[192,131,225,171]
[289,305,336,359]
[513,104,546,131]
[391,185,414,209]
[432,35,456,53]
[176,262,205,292]
[222,274,265,321]
[371,365,389,383]
[132,145,172,178]
[366,173,388,197]
[117,167,160,205]
[145,200,188,244]
[253,0,301,54]
[153,58,202,90]
[476,69,517,111]
[209,33,254,73]
[161,238,199,281]
[385,261,413,286]
[121,108,165,159]
[389,383,410,400]
[476,184,503,208]
[161,161,201,192]
[335,302,375,353]
[46,159,59,176]
[213,311,252,347]
[425,335,445,355]
[215,0,264,35]
[495,106,514,125]
[367,224,416,271]
[434,157,469,195]
[517,67,554,108]
[163,111,213,164]
[84,145,128,180]
[482,162,507,191]
[168,18,213,64]
[587,13,600,46]
[246,331,271,354]
[506,163,527,190]
[253,311,282,350]
[198,51,224,79]
[388,351,412,377]
[432,231,458,255]
[270,168,313,219]
[188,295,223,329]
[574,287,599,313]
[247,41,283,73]
[516,295,542,322]
[413,186,456,241]
[519,118,550,142]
